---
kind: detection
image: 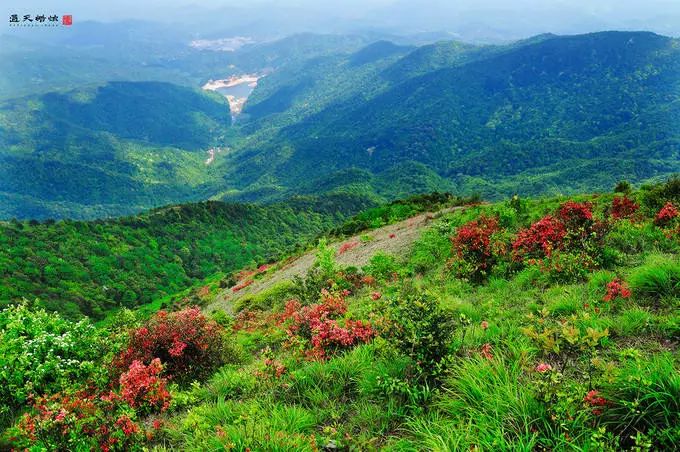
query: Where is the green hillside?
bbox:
[0,193,376,319]
[1,179,678,450]
[223,31,680,201]
[0,81,231,219]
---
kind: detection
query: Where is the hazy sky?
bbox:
[4,0,679,40]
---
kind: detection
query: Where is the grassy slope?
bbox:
[156,189,679,450]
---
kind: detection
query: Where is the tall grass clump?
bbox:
[628,256,680,301]
[602,355,680,449]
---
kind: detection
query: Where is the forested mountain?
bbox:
[0,193,375,319]
[223,31,680,202]
[1,30,678,219]
[0,81,231,219]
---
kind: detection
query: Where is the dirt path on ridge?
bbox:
[206,206,459,314]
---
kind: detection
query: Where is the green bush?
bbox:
[365,252,399,281]
[386,291,455,374]
[606,221,673,254]
[408,228,451,274]
[0,303,105,422]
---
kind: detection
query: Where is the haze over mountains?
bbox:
[0,8,678,219]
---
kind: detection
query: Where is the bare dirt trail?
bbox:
[206,206,459,314]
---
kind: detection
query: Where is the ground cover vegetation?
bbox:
[1,177,678,450]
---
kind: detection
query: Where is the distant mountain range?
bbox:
[221,31,680,203]
[0,29,678,219]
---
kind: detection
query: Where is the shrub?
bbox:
[232,279,254,293]
[538,251,598,283]
[610,196,639,220]
[16,391,144,452]
[279,290,374,360]
[614,180,632,194]
[337,241,360,255]
[0,304,104,414]
[513,215,566,260]
[409,228,452,274]
[113,307,228,383]
[640,176,680,212]
[602,278,631,302]
[654,202,678,227]
[605,221,672,254]
[365,252,399,281]
[450,216,501,281]
[119,359,171,413]
[558,201,594,229]
[386,291,455,373]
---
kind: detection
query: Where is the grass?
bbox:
[628,255,680,302]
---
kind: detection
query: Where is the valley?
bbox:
[202,74,263,116]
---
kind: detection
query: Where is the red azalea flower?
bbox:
[655,202,678,227]
[535,363,553,373]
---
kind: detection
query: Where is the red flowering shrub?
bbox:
[308,319,374,360]
[603,278,631,302]
[232,279,254,292]
[611,196,639,220]
[513,201,607,280]
[537,251,598,282]
[558,201,594,229]
[370,291,382,300]
[119,359,171,413]
[583,389,608,416]
[17,391,144,451]
[279,290,374,360]
[480,343,493,360]
[337,241,359,255]
[232,309,268,332]
[513,215,567,260]
[114,307,227,382]
[535,363,553,373]
[654,202,678,227]
[361,275,377,286]
[450,216,501,280]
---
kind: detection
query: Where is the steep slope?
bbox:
[0,81,231,219]
[225,31,680,201]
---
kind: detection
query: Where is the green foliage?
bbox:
[0,82,231,219]
[364,252,399,281]
[333,192,457,236]
[224,32,680,204]
[3,190,680,450]
[0,303,105,422]
[432,357,547,450]
[640,175,680,213]
[603,355,680,449]
[386,290,456,373]
[615,180,632,194]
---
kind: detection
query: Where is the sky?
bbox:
[4,0,679,41]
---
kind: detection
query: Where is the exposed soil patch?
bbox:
[206,206,459,314]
